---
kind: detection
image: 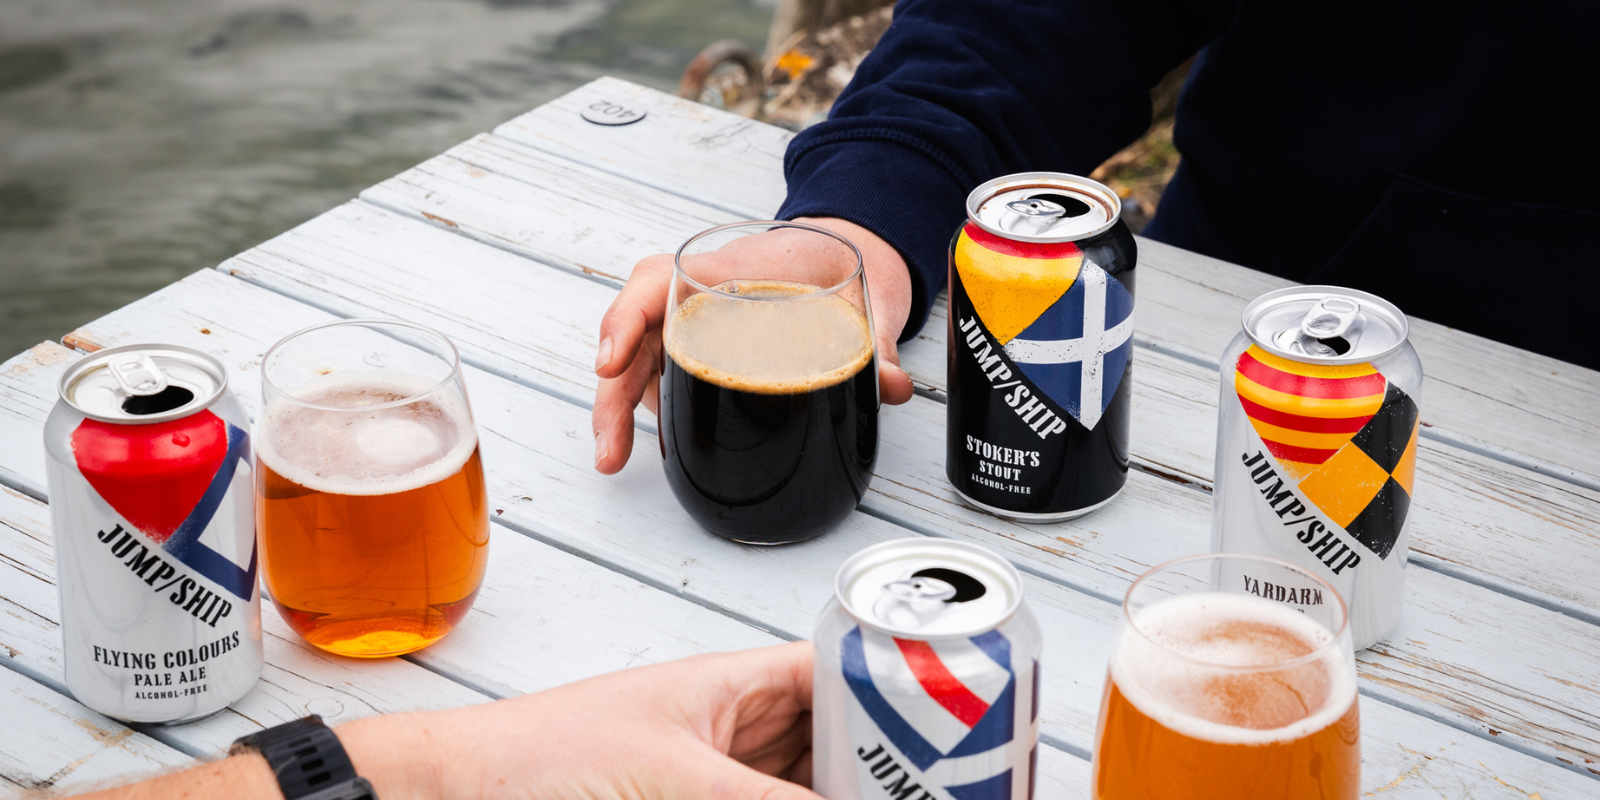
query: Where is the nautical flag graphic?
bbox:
[1235,346,1420,559]
[842,625,1017,800]
[953,223,1082,346]
[1234,346,1386,479]
[71,411,258,600]
[954,223,1133,430]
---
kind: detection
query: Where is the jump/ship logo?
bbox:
[1234,345,1419,558]
[71,410,257,599]
[955,223,1132,430]
[842,625,1023,800]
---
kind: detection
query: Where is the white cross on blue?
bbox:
[1001,263,1134,430]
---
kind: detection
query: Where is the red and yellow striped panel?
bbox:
[953,223,1081,345]
[1234,345,1385,479]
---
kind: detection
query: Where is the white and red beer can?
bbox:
[45,344,262,723]
[815,539,1042,800]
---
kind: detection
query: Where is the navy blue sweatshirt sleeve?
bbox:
[777,0,1233,340]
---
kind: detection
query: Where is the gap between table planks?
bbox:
[0,351,914,792]
[345,130,1600,626]
[215,205,1600,774]
[492,76,1600,493]
[0,659,192,795]
[0,347,1093,798]
[246,192,1600,630]
[10,257,1585,795]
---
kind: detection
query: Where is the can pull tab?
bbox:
[1300,297,1360,341]
[109,353,169,397]
[873,576,957,629]
[1279,296,1364,357]
[999,198,1067,236]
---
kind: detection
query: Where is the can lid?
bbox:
[59,344,228,424]
[1243,285,1410,364]
[966,172,1122,243]
[835,538,1023,638]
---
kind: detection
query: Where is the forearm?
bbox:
[67,715,441,800]
[71,753,279,800]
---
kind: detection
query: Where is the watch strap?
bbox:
[231,715,377,800]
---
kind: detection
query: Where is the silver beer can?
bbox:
[815,538,1041,800]
[45,344,263,723]
[1211,287,1423,649]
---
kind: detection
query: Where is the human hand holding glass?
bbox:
[592,217,914,477]
[657,221,881,544]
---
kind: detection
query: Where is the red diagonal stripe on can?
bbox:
[1238,350,1387,399]
[1237,396,1372,433]
[893,638,991,728]
[1263,439,1343,465]
[962,222,1081,260]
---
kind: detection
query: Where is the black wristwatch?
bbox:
[231,715,378,800]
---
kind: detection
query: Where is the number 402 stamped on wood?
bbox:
[581,99,647,126]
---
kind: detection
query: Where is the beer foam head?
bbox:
[258,370,478,497]
[1110,592,1356,745]
[666,281,874,395]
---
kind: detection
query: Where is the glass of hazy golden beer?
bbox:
[257,320,489,658]
[1093,554,1360,799]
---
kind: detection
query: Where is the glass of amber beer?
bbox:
[1093,554,1360,799]
[661,221,878,545]
[257,320,489,658]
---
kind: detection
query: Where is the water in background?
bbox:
[0,0,772,357]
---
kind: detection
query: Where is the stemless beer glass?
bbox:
[1093,554,1360,799]
[661,221,879,544]
[257,320,489,657]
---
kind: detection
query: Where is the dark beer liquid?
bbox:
[661,281,878,544]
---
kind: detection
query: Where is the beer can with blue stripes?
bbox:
[814,538,1041,800]
[947,173,1137,522]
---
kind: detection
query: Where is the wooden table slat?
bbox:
[493,77,1600,488]
[296,157,1600,627]
[2,74,1594,798]
[494,75,790,220]
[217,209,1600,770]
[0,345,1099,798]
[27,267,1595,792]
[0,661,192,795]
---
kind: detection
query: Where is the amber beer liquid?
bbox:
[46,345,263,723]
[1093,593,1360,799]
[1212,287,1422,649]
[947,173,1136,521]
[1092,554,1360,800]
[257,321,489,658]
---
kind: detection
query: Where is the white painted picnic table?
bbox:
[3,77,1599,798]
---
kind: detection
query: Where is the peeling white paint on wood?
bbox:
[215,219,1600,769]
[495,77,1600,488]
[0,665,191,796]
[2,272,1588,794]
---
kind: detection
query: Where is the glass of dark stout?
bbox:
[661,221,880,544]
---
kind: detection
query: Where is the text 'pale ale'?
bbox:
[46,344,263,723]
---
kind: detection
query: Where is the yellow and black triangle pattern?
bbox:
[1295,383,1420,559]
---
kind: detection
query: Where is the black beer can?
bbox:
[946,173,1136,521]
